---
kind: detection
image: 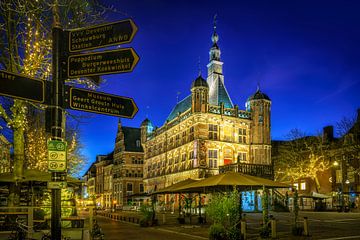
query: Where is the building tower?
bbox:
[140,118,154,145]
[191,74,209,113]
[207,15,233,108]
[246,86,272,165]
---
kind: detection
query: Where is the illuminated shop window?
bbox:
[300,182,306,190]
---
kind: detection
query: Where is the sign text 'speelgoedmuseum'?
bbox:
[67,48,139,78]
[65,87,138,118]
[68,19,137,52]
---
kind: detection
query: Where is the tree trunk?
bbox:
[8,100,26,207]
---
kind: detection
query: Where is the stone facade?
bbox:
[141,24,272,193]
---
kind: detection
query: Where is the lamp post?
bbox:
[334,157,349,212]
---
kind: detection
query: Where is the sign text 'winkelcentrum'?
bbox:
[65,86,138,118]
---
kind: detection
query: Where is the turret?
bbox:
[191,75,209,113]
[140,118,154,144]
[246,87,271,144]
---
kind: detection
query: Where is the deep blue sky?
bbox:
[79,0,360,175]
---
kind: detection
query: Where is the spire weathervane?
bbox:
[211,14,219,45]
[198,56,201,76]
[213,14,217,31]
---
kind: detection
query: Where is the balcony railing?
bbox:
[219,162,274,180]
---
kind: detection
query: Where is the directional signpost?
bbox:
[0,70,45,103]
[0,17,139,240]
[68,19,137,52]
[67,48,139,78]
[64,86,138,118]
[48,140,67,172]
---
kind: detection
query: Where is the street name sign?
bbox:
[64,86,138,118]
[68,19,138,52]
[67,48,139,78]
[0,70,45,103]
[48,181,67,189]
[48,140,67,172]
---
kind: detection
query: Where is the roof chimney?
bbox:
[322,125,334,143]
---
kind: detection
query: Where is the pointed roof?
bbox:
[218,80,233,108]
[121,127,143,152]
[191,75,208,88]
[166,95,192,122]
[248,88,271,101]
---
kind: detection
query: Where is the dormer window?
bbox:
[136,140,141,147]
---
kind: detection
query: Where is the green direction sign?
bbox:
[48,140,67,172]
[48,181,67,189]
[67,48,139,78]
[64,86,138,118]
[0,70,45,103]
[68,19,138,52]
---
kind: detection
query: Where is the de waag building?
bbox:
[141,24,272,211]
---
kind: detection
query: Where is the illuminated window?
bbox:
[209,124,218,140]
[300,182,306,190]
[238,152,247,162]
[182,131,186,144]
[189,127,194,141]
[175,135,180,146]
[293,183,299,190]
[208,150,218,168]
[182,153,186,162]
[239,128,247,143]
[336,170,342,183]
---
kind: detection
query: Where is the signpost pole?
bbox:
[51,2,65,239]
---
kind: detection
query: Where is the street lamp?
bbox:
[333,158,349,212]
[113,200,117,212]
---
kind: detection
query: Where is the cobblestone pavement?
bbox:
[96,210,360,240]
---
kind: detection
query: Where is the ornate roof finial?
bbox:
[198,56,201,76]
[257,81,260,92]
[211,14,219,45]
[213,14,217,31]
[176,92,181,103]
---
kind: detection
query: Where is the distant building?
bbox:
[272,109,360,211]
[82,162,96,204]
[112,120,144,208]
[140,22,272,211]
[94,153,113,208]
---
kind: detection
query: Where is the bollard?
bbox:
[271,218,277,239]
[241,219,247,240]
[162,213,166,224]
[303,217,309,236]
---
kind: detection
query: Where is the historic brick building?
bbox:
[112,120,144,208]
[141,23,272,196]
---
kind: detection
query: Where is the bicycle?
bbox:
[40,230,71,240]
[8,217,34,240]
[91,219,104,240]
